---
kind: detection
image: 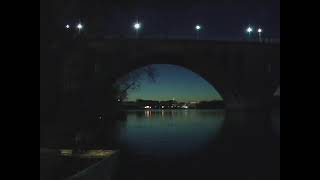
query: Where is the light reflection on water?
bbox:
[119,109,225,157]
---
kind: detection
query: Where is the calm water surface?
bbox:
[114,108,279,180]
[118,109,225,158]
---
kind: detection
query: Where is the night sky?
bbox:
[43,0,280,40]
[126,64,223,102]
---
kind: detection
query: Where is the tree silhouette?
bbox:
[113,65,158,101]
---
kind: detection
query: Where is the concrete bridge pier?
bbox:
[224,107,272,137]
[218,104,280,179]
[217,96,280,151]
[223,101,277,142]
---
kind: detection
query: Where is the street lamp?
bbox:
[134,22,141,30]
[76,23,83,33]
[65,24,70,29]
[195,24,202,40]
[133,21,141,38]
[246,26,253,36]
[257,28,263,41]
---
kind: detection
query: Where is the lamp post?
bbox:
[258,28,263,42]
[246,26,253,39]
[195,24,201,40]
[76,23,83,34]
[133,21,141,39]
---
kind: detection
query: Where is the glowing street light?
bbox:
[246,26,253,39]
[246,26,253,34]
[257,28,263,41]
[76,23,83,33]
[195,24,202,40]
[133,21,141,38]
[195,25,201,31]
[134,22,141,30]
[65,24,70,29]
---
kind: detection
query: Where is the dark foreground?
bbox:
[40,149,118,180]
[114,136,279,180]
[41,107,280,180]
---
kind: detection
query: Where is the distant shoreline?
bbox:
[123,108,225,110]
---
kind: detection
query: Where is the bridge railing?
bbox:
[76,33,280,43]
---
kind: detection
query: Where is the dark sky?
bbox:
[126,64,223,102]
[40,1,279,102]
[42,0,280,40]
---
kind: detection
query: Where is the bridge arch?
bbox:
[90,52,242,110]
[111,60,226,100]
[114,63,225,103]
[57,40,280,140]
[61,39,279,108]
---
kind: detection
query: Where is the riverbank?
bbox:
[40,149,118,180]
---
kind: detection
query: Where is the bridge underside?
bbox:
[78,40,279,107]
[41,40,280,145]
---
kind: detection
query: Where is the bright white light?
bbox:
[258,28,262,33]
[134,22,141,30]
[77,23,83,30]
[246,26,253,33]
[65,24,70,29]
[195,25,201,30]
[144,106,151,109]
[182,105,189,109]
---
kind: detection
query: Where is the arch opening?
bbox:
[111,64,226,158]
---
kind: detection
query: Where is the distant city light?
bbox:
[182,105,189,109]
[144,106,151,109]
[65,24,70,29]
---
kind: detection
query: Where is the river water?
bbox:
[118,109,225,158]
[40,109,279,180]
[114,109,280,180]
[115,109,228,180]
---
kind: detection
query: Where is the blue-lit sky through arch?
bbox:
[125,64,223,102]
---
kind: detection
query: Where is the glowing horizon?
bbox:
[125,64,223,102]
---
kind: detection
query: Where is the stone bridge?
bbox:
[40,38,280,143]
